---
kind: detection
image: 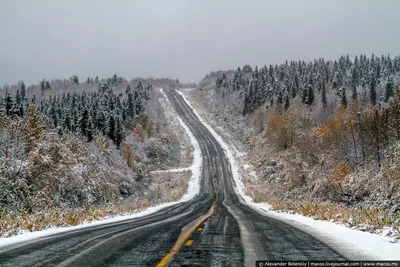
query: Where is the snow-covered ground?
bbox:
[150,167,191,174]
[0,88,203,248]
[178,89,400,260]
[160,88,202,202]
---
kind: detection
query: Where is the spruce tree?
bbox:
[107,114,116,142]
[370,74,377,105]
[385,78,394,103]
[341,88,348,107]
[112,74,118,86]
[126,85,131,94]
[134,90,142,116]
[80,109,89,136]
[321,83,327,108]
[277,91,283,105]
[15,90,21,106]
[63,111,72,132]
[351,80,358,101]
[301,87,308,103]
[86,115,94,142]
[21,82,26,100]
[284,95,290,111]
[306,85,314,106]
[41,80,45,93]
[5,92,13,116]
[72,75,79,85]
[45,81,51,90]
[115,116,124,148]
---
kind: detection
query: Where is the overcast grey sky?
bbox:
[1,0,399,85]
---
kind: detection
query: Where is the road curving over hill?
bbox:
[0,88,345,267]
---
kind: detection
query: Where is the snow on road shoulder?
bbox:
[150,167,191,174]
[160,88,202,202]
[177,89,400,260]
[263,210,400,260]
[0,89,203,249]
[176,90,252,203]
[0,202,179,250]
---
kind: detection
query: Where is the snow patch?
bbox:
[262,210,400,260]
[150,167,191,174]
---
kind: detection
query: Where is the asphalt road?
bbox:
[0,89,345,267]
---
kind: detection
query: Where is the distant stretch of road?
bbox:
[0,88,345,267]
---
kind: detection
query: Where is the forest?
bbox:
[196,54,400,231]
[212,54,400,170]
[0,75,185,236]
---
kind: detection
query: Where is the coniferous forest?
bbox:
[211,54,400,168]
[1,75,151,147]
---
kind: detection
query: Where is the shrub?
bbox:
[266,113,298,150]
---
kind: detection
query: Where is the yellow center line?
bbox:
[155,193,218,267]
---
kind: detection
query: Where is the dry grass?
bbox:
[0,171,192,238]
[0,201,149,237]
[244,182,400,237]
